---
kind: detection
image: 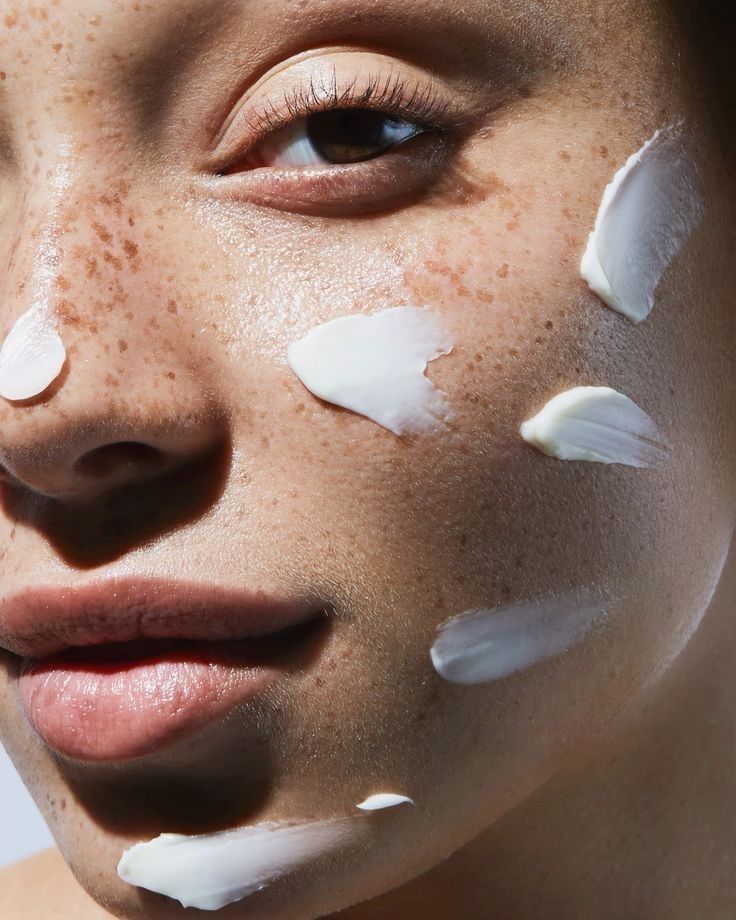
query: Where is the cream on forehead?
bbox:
[356,793,414,811]
[520,386,668,468]
[287,306,453,435]
[0,304,66,401]
[580,126,703,323]
[430,592,606,684]
[117,817,359,911]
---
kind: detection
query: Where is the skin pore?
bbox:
[0,0,734,918]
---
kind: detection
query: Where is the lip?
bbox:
[2,578,329,762]
[0,577,325,659]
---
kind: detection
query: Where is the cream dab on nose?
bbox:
[580,125,703,324]
[287,305,454,436]
[0,304,66,401]
[520,386,668,468]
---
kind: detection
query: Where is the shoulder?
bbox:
[0,848,111,920]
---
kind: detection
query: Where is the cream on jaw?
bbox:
[520,386,668,468]
[580,126,703,323]
[0,304,66,401]
[287,306,453,435]
[117,817,359,911]
[118,795,415,910]
[430,592,606,684]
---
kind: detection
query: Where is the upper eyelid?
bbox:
[207,55,463,169]
[248,71,449,140]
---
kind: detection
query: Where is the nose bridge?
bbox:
[0,151,227,501]
[5,145,76,321]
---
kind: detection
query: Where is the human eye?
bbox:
[205,51,471,216]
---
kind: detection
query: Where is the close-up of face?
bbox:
[0,1,734,918]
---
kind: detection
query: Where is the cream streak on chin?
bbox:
[287,305,453,435]
[520,386,668,468]
[430,591,607,684]
[117,816,361,911]
[580,125,703,323]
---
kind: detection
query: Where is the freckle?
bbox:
[167,300,178,315]
[0,72,5,80]
[92,222,112,244]
[104,373,119,388]
[4,14,18,27]
[165,371,176,380]
[102,250,122,271]
[545,320,554,330]
[55,275,71,291]
[497,263,509,279]
[599,145,609,159]
[60,798,66,811]
[128,215,135,227]
[124,311,133,320]
[123,239,139,260]
[118,339,128,353]
[559,150,572,161]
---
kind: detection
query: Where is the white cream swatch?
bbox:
[430,591,606,684]
[117,817,359,911]
[356,793,415,811]
[0,304,66,401]
[287,306,453,436]
[580,126,703,323]
[520,386,668,468]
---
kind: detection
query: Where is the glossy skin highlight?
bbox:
[0,2,734,919]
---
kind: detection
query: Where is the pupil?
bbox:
[306,109,410,164]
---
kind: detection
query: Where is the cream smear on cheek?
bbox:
[580,125,703,323]
[430,592,607,684]
[287,306,453,435]
[520,386,668,468]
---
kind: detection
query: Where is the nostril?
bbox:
[74,442,164,480]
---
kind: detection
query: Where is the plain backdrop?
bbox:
[0,743,54,870]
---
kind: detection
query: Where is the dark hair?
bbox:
[673,0,736,145]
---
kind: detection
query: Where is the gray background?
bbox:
[0,743,54,870]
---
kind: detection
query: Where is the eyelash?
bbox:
[239,69,452,156]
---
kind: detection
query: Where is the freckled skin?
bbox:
[0,2,734,920]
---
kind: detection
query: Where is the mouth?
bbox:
[3,578,330,762]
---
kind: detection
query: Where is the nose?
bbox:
[0,167,227,503]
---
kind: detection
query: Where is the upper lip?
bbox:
[0,577,326,659]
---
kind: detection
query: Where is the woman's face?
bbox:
[0,0,733,917]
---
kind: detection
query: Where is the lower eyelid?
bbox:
[208,133,452,217]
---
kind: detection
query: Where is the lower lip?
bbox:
[17,619,325,762]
